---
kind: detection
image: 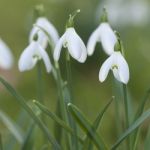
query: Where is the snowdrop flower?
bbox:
[54,10,87,63]
[18,40,51,73]
[18,17,59,73]
[0,39,13,70]
[54,27,87,63]
[99,51,129,84]
[87,9,117,56]
[30,17,59,48]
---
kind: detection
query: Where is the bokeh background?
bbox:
[0,0,150,149]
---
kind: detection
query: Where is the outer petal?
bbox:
[69,28,87,63]
[116,52,129,84]
[18,41,38,72]
[87,27,101,56]
[36,17,59,46]
[37,45,52,73]
[65,28,83,61]
[99,23,117,55]
[99,55,113,82]
[0,39,14,69]
[53,34,65,61]
[78,41,87,63]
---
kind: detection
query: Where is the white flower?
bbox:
[29,17,59,48]
[0,39,13,70]
[18,17,58,73]
[87,22,117,56]
[99,51,129,84]
[18,41,51,73]
[54,27,87,63]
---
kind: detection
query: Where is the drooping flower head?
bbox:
[53,10,87,63]
[87,8,117,56]
[99,51,129,84]
[18,40,51,73]
[18,17,59,73]
[99,32,129,84]
[0,39,14,70]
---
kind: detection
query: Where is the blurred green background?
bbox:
[0,0,150,149]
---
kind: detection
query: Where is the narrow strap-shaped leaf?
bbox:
[0,110,24,143]
[111,108,150,149]
[21,122,35,150]
[0,76,61,150]
[4,109,29,150]
[53,99,62,145]
[135,88,150,119]
[33,100,83,144]
[67,103,108,150]
[82,97,114,150]
[132,88,150,149]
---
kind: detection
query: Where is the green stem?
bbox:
[113,79,122,137]
[65,51,78,149]
[65,51,73,102]
[54,61,72,149]
[122,84,130,150]
[37,61,43,104]
[122,84,129,128]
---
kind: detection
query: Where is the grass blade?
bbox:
[111,108,150,149]
[0,76,61,150]
[0,110,24,143]
[132,88,150,149]
[21,122,35,150]
[67,103,108,150]
[82,97,114,150]
[33,100,83,144]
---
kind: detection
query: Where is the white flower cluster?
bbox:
[87,22,129,84]
[16,12,129,84]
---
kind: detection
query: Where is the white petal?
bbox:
[116,52,129,84]
[99,55,113,82]
[112,68,122,83]
[87,27,101,56]
[65,28,83,61]
[36,17,59,46]
[53,34,65,61]
[0,39,14,69]
[69,28,87,63]
[99,23,117,55]
[37,45,52,73]
[78,42,87,63]
[18,41,38,72]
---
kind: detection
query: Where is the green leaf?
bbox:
[132,88,150,149]
[82,97,114,150]
[0,110,24,143]
[111,108,150,149]
[53,99,63,145]
[33,100,83,144]
[0,76,61,150]
[4,109,29,150]
[67,103,108,150]
[21,122,35,150]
